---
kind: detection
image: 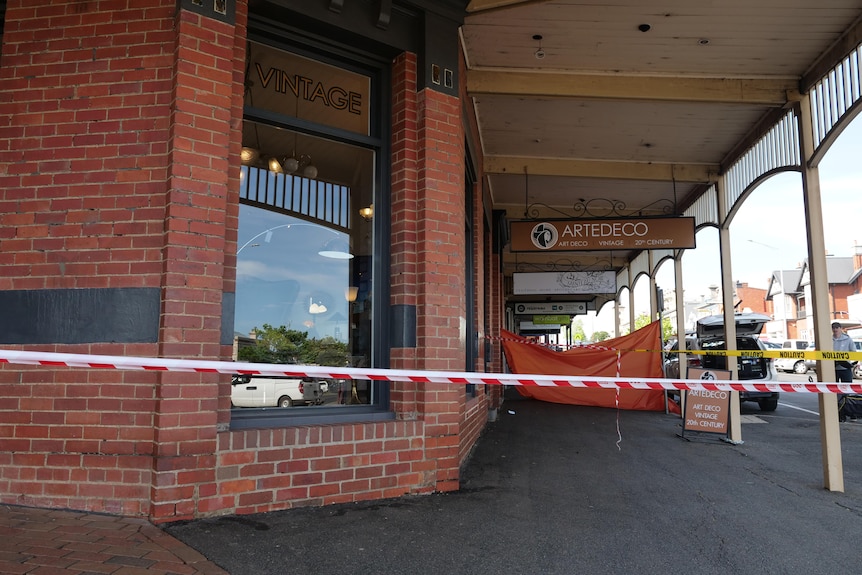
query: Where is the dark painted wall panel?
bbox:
[0,288,161,345]
[390,303,416,348]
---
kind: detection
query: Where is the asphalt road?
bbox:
[165,385,862,575]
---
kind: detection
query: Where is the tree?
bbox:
[239,324,306,364]
[591,330,611,342]
[237,324,349,367]
[571,318,586,342]
[303,336,349,367]
[632,314,675,342]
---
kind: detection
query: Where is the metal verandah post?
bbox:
[796,97,844,492]
[716,176,743,443]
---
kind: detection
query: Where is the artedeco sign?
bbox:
[510,217,696,252]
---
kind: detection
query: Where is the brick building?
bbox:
[0,1,503,521]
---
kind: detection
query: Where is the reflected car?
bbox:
[231,375,324,408]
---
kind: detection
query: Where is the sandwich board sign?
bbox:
[681,368,730,439]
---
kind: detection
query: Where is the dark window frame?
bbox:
[231,16,394,430]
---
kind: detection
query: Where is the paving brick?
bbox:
[0,506,228,575]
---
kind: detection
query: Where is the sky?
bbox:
[235,203,353,341]
[584,113,862,336]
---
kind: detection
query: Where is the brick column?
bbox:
[149,7,237,521]
[389,52,421,419]
[415,88,465,491]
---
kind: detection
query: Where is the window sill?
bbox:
[229,405,395,431]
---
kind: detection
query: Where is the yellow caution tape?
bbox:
[664,348,862,361]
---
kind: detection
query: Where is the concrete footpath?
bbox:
[4,391,862,574]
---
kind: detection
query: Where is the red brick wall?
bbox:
[0,0,182,517]
[149,4,237,521]
[830,284,854,319]
[389,52,421,419]
[415,87,467,491]
[0,1,496,520]
[211,420,434,514]
[735,283,767,314]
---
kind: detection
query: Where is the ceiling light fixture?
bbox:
[345,286,359,302]
[309,298,328,314]
[241,147,259,164]
[268,156,283,173]
[532,34,545,60]
[270,152,317,179]
[318,238,354,260]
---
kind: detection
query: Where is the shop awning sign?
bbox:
[532,315,570,325]
[513,271,616,295]
[510,217,696,252]
[514,302,587,315]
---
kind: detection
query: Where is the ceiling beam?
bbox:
[801,13,862,91]
[484,156,718,183]
[467,69,798,105]
[466,0,548,14]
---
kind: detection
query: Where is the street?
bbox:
[748,369,858,422]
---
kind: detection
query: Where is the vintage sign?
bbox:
[513,271,616,295]
[682,368,731,436]
[246,41,370,136]
[510,217,696,252]
[514,302,587,315]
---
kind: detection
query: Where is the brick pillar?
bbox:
[488,251,504,408]
[389,52,421,419]
[149,7,237,521]
[415,87,465,491]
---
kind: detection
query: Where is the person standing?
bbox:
[832,322,854,383]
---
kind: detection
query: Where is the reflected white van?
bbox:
[231,375,323,408]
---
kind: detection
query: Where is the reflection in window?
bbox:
[234,122,376,411]
[232,40,383,423]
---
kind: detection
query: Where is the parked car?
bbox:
[663,333,699,379]
[775,339,814,374]
[231,374,324,407]
[691,312,780,412]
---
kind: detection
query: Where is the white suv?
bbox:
[694,312,779,412]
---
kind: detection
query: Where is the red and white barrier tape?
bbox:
[1,349,861,394]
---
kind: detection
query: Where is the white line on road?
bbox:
[778,402,819,416]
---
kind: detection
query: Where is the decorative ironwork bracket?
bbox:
[523,198,677,220]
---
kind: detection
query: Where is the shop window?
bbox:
[231,40,389,429]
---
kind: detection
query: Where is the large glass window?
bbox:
[231,40,386,426]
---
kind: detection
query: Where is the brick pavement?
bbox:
[0,505,228,575]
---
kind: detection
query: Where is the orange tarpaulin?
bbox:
[501,321,668,411]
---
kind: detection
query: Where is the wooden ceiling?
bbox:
[461,0,862,288]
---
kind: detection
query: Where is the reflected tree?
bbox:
[238,324,349,367]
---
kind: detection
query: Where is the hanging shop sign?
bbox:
[514,302,587,315]
[513,271,616,295]
[531,315,571,325]
[510,217,696,252]
[519,321,561,333]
